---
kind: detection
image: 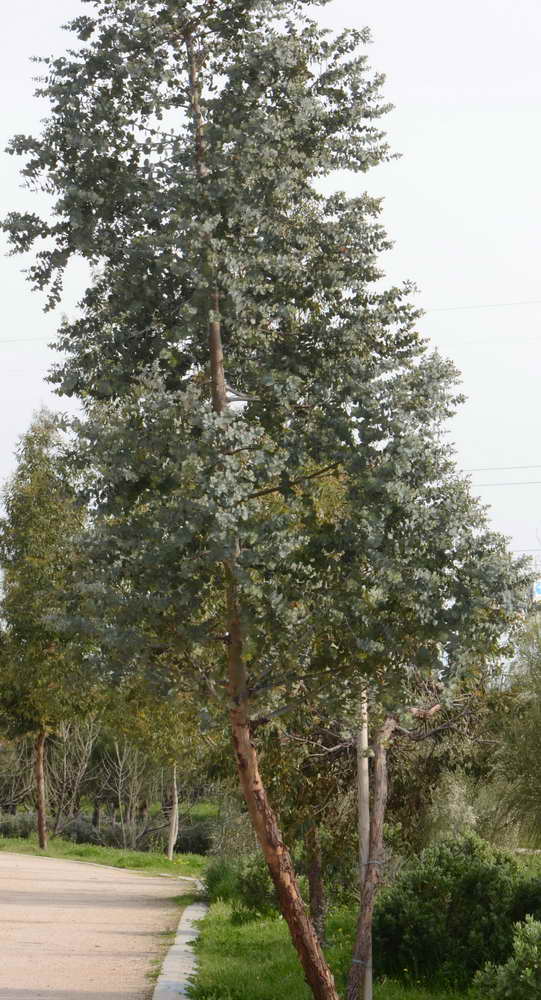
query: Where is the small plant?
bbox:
[233,855,278,919]
[205,858,241,904]
[205,854,278,920]
[474,916,541,999]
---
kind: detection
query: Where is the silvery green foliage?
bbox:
[3,1,529,701]
[474,917,541,999]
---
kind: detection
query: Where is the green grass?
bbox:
[185,800,220,821]
[189,902,463,1000]
[0,833,206,879]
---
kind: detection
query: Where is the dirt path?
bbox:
[0,852,184,1000]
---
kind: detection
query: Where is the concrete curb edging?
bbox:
[153,893,209,999]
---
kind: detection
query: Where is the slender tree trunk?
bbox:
[227,590,339,1000]
[34,730,48,850]
[185,35,339,1000]
[114,741,127,849]
[52,734,67,836]
[166,762,179,861]
[305,824,327,947]
[347,717,396,1000]
[92,800,101,829]
[356,689,372,1000]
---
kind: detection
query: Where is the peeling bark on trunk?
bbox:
[347,717,396,1000]
[34,730,48,850]
[226,550,339,1000]
[166,762,179,861]
[305,824,327,947]
[185,34,340,1000]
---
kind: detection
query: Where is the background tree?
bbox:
[488,619,541,843]
[0,411,94,849]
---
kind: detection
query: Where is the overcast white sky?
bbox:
[1,0,540,561]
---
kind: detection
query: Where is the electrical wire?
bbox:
[465,465,541,473]
[426,299,541,313]
[0,336,52,344]
[473,481,541,487]
[0,297,540,346]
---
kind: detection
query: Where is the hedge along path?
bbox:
[0,852,194,1000]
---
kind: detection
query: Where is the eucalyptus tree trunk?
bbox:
[356,690,372,1000]
[305,824,327,947]
[347,717,397,1000]
[166,762,179,862]
[185,34,340,1000]
[34,730,48,850]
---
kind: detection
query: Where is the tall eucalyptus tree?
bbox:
[3,2,527,995]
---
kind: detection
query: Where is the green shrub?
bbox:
[512,872,541,923]
[234,854,277,919]
[63,816,104,845]
[474,916,541,998]
[205,854,278,920]
[373,833,520,987]
[0,812,37,839]
[176,821,213,855]
[205,858,241,903]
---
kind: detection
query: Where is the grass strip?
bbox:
[189,901,464,1000]
[0,833,206,879]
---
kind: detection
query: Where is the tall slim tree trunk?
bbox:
[167,762,179,861]
[305,824,327,947]
[92,800,101,829]
[356,689,372,1000]
[34,730,48,850]
[347,717,396,1000]
[185,32,340,1000]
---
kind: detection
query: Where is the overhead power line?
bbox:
[426,298,541,313]
[0,336,52,344]
[465,465,541,473]
[473,481,541,487]
[0,297,540,346]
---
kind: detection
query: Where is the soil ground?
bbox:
[0,852,183,1000]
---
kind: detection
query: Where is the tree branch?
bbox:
[241,463,340,503]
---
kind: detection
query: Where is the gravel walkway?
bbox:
[0,852,184,1000]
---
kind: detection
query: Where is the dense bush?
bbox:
[63,816,104,845]
[474,916,541,999]
[512,871,541,923]
[0,812,36,839]
[176,821,213,855]
[373,833,521,987]
[0,807,215,855]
